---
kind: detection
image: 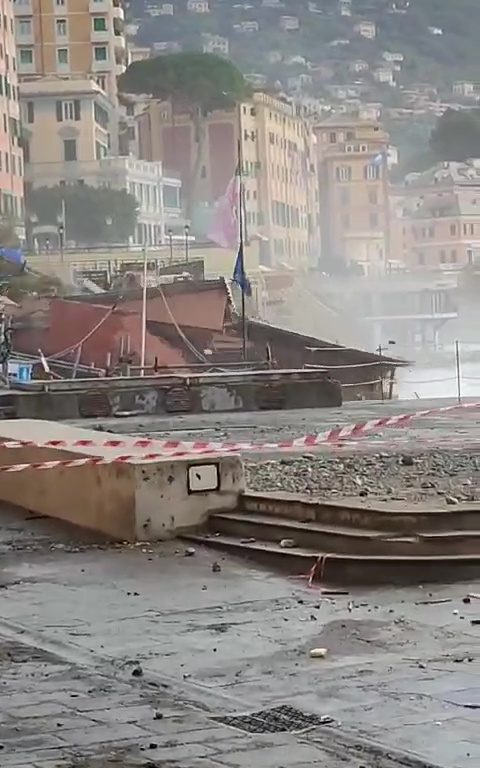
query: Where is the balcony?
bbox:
[112,1,124,19]
[91,28,110,43]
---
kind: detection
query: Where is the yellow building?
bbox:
[136,92,320,269]
[20,77,114,184]
[13,0,126,105]
[315,115,390,275]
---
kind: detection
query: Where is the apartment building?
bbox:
[13,0,126,105]
[136,93,320,268]
[0,0,24,229]
[20,77,181,245]
[392,161,480,271]
[315,115,390,275]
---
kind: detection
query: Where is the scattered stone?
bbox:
[445,496,459,505]
[153,711,163,720]
[148,742,158,749]
[463,597,471,604]
[240,537,256,544]
[400,455,415,466]
[309,647,328,658]
[184,547,196,557]
[212,561,222,573]
[131,665,143,677]
[279,538,297,548]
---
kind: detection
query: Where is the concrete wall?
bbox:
[12,371,342,420]
[0,421,244,541]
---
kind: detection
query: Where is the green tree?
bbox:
[429,108,480,162]
[26,185,138,246]
[118,52,250,218]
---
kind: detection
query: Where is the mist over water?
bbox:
[398,362,480,400]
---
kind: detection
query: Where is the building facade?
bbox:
[21,79,181,246]
[13,0,126,106]
[315,115,390,275]
[0,0,24,230]
[392,161,480,271]
[136,93,320,268]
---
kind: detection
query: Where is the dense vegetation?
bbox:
[129,0,480,93]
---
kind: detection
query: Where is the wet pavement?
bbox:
[0,504,478,767]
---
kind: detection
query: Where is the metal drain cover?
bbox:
[214,704,333,733]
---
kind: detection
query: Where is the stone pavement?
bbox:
[0,503,478,767]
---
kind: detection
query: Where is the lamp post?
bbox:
[168,228,173,264]
[56,219,65,263]
[184,224,190,264]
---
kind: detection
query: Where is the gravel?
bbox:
[245,450,480,503]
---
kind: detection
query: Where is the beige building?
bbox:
[315,115,390,275]
[137,92,320,268]
[0,0,24,230]
[20,77,182,246]
[13,0,126,105]
[21,77,113,180]
[392,160,480,271]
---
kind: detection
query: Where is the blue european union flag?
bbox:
[233,243,251,297]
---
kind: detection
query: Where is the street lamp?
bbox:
[184,224,190,264]
[56,215,65,263]
[167,228,173,264]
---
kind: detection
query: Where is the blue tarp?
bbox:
[0,248,25,265]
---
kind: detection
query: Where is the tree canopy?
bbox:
[429,108,480,163]
[26,185,138,246]
[118,52,249,115]
[118,52,250,219]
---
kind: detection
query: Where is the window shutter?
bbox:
[56,101,62,122]
[74,100,80,120]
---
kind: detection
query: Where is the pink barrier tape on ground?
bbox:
[1,401,479,456]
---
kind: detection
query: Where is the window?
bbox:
[463,223,468,235]
[19,48,33,64]
[450,223,456,236]
[340,187,350,205]
[417,251,425,265]
[55,0,66,6]
[94,46,107,61]
[370,212,379,228]
[470,223,475,235]
[95,75,106,91]
[440,250,446,263]
[93,16,107,31]
[428,225,435,238]
[364,163,380,180]
[336,165,352,182]
[17,18,31,35]
[346,130,355,141]
[94,101,109,129]
[63,138,77,161]
[451,249,457,262]
[56,99,80,121]
[329,132,337,143]
[57,48,68,65]
[26,100,34,123]
[368,189,378,205]
[56,18,67,36]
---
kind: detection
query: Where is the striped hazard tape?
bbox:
[0,400,479,457]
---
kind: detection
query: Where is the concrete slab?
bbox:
[0,420,244,540]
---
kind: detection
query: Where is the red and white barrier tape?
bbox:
[1,401,479,456]
[0,452,190,473]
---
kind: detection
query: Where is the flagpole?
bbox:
[237,136,247,361]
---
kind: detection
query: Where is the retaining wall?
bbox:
[0,420,244,540]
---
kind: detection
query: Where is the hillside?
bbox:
[126,0,480,98]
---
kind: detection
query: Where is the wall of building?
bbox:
[0,0,24,224]
[14,0,126,105]
[316,119,388,275]
[21,79,112,178]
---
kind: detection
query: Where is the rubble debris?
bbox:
[309,647,328,658]
[212,561,222,573]
[279,538,297,548]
